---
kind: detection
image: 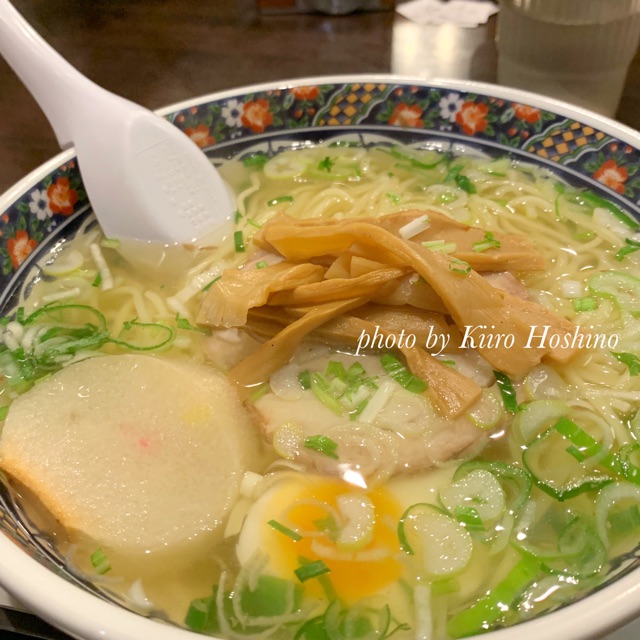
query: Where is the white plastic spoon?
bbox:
[0,0,234,245]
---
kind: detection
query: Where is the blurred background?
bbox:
[1,0,639,196]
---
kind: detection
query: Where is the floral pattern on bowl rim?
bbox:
[1,75,640,638]
[2,77,640,292]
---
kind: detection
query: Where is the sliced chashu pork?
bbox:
[230,302,481,418]
[0,354,262,568]
[251,351,497,484]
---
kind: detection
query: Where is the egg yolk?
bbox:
[262,476,404,605]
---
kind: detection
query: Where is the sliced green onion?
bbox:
[295,614,328,640]
[513,399,570,444]
[310,373,344,415]
[522,417,618,501]
[0,406,9,421]
[454,505,485,531]
[349,399,369,421]
[380,353,427,393]
[493,370,518,413]
[612,351,640,376]
[249,383,270,402]
[318,156,335,172]
[242,152,269,168]
[386,192,400,204]
[596,482,640,546]
[547,418,640,488]
[201,276,221,292]
[298,370,311,390]
[453,461,532,513]
[554,417,615,466]
[256,261,268,269]
[437,191,458,205]
[615,238,640,261]
[380,145,447,171]
[294,559,330,582]
[589,271,640,314]
[431,578,460,596]
[185,575,302,633]
[325,360,347,380]
[608,503,640,534]
[314,515,339,540]
[346,361,365,377]
[447,556,540,638]
[110,319,174,351]
[91,272,102,288]
[399,214,430,239]
[516,515,605,579]
[398,503,473,576]
[449,258,471,275]
[241,574,302,617]
[422,239,457,253]
[440,469,506,527]
[233,230,245,253]
[2,304,115,386]
[397,502,447,554]
[484,157,511,176]
[90,548,111,575]
[234,210,242,224]
[444,164,462,181]
[184,596,213,632]
[445,165,476,194]
[335,493,375,551]
[176,314,208,334]
[572,296,598,312]
[268,519,302,541]
[268,195,294,206]
[472,231,501,253]
[580,190,640,231]
[246,218,262,229]
[615,245,640,261]
[467,387,503,430]
[617,443,640,484]
[305,362,377,414]
[99,237,121,249]
[304,434,339,460]
[455,173,476,194]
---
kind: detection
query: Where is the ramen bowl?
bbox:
[0,76,640,640]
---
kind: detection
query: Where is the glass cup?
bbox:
[496,0,640,118]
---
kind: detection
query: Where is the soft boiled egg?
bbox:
[236,472,405,606]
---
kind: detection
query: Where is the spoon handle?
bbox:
[0,0,234,244]
[0,0,135,149]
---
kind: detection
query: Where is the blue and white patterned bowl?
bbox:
[1,75,640,640]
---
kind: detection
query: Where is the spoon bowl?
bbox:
[0,0,234,244]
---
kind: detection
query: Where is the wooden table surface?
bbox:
[1,0,640,198]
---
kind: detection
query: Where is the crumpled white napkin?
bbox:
[396,0,499,28]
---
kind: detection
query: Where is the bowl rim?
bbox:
[156,73,640,146]
[1,73,640,640]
